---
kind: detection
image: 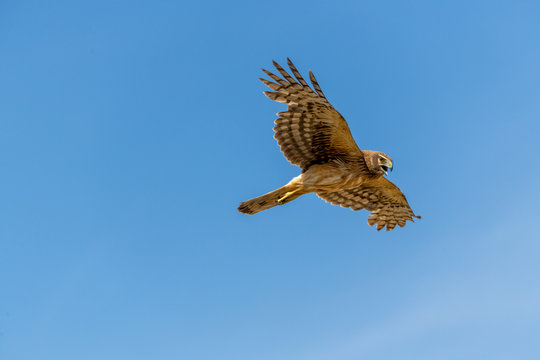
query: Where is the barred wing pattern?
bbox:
[261,59,364,171]
[317,177,421,231]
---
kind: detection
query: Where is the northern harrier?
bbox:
[238,59,420,231]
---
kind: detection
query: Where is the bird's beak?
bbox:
[380,159,393,176]
[384,160,393,175]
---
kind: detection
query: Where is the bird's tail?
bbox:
[238,184,304,215]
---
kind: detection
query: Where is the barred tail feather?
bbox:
[238,184,303,215]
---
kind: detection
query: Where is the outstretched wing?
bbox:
[261,58,363,171]
[317,177,421,231]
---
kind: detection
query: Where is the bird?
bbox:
[238,58,420,231]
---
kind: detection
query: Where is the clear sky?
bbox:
[1,0,540,359]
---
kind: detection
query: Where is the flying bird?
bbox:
[238,59,420,231]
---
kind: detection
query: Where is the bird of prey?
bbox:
[238,59,420,231]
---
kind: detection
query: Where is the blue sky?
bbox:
[1,0,540,359]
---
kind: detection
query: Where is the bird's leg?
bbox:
[277,188,301,205]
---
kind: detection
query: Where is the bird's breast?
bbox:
[298,163,366,193]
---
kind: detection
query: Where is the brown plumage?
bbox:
[238,58,420,231]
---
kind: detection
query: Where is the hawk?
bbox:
[238,59,420,231]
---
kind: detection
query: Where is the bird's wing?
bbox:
[261,58,363,171]
[317,177,420,231]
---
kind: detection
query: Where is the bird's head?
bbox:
[377,152,393,176]
[364,151,393,176]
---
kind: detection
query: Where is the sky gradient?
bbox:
[1,1,540,359]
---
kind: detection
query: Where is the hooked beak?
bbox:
[382,160,393,176]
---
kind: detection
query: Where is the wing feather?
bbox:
[287,58,310,88]
[309,70,327,99]
[262,68,288,86]
[261,59,362,170]
[317,177,420,231]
